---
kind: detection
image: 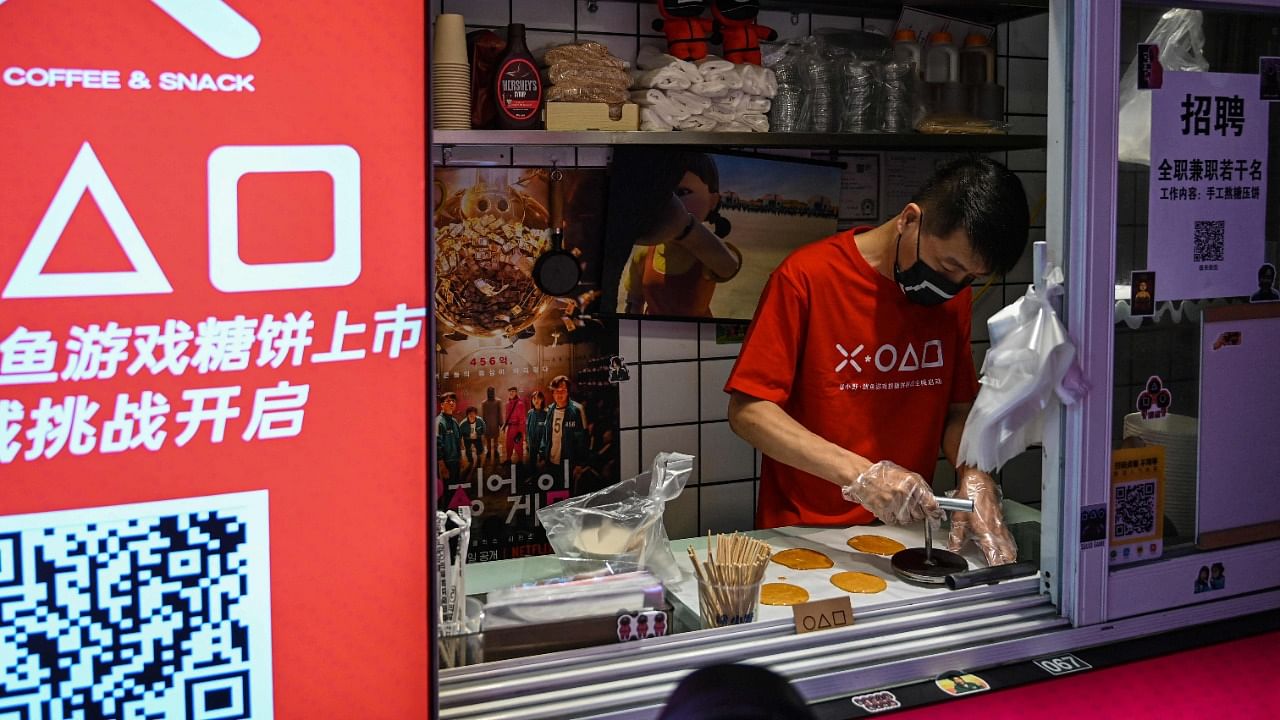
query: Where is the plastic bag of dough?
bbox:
[545,41,627,69]
[548,62,632,88]
[546,84,630,104]
[537,452,693,581]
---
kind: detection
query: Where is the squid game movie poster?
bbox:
[433,167,621,562]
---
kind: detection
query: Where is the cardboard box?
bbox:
[545,102,639,131]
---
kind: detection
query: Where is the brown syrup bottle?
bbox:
[493,23,543,130]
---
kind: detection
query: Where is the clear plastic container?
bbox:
[891,29,922,72]
[697,577,762,629]
[924,30,959,83]
[960,32,997,84]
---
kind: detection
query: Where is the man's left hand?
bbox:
[947,469,1017,566]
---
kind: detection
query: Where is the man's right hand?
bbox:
[841,460,943,526]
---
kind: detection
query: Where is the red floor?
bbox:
[891,629,1280,719]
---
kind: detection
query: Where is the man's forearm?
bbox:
[728,392,871,487]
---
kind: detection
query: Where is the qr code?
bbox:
[0,492,272,719]
[1193,220,1225,262]
[1113,480,1156,539]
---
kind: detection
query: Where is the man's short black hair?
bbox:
[911,156,1030,277]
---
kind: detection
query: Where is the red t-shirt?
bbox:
[724,227,979,529]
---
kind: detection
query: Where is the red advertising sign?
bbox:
[0,2,426,717]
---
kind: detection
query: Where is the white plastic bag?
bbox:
[537,452,693,581]
[1118,9,1209,164]
[958,267,1088,472]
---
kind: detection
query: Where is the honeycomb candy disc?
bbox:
[830,571,888,594]
[760,583,810,606]
[771,548,834,570]
[847,534,907,556]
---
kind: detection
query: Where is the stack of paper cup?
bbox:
[433,14,471,130]
[1123,412,1199,537]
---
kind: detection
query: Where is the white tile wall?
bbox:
[1017,172,1048,225]
[638,3,663,37]
[663,487,699,539]
[1008,59,1049,115]
[443,0,507,26]
[810,14,862,32]
[970,286,1004,343]
[577,0,636,34]
[620,428,640,480]
[641,362,700,425]
[619,371,639,428]
[640,321,699,362]
[641,424,701,483]
[513,0,576,31]
[618,319,639,363]
[698,359,734,422]
[698,322,742,358]
[700,482,757,535]
[700,422,755,484]
[758,10,808,42]
[525,30,576,62]
[1008,13,1050,58]
[578,33,638,66]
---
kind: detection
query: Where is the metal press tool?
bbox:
[890,496,976,584]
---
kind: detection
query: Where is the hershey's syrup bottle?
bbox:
[494,23,543,130]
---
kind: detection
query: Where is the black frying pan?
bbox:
[533,168,581,297]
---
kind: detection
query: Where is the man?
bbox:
[1250,263,1278,302]
[725,156,1027,566]
[459,406,486,470]
[435,392,463,493]
[480,386,503,462]
[541,375,588,474]
[501,386,528,464]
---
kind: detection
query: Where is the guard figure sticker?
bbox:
[1136,375,1172,420]
[935,670,989,697]
[1130,270,1156,317]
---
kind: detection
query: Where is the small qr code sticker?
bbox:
[0,491,272,719]
[1113,479,1157,539]
[1193,220,1225,262]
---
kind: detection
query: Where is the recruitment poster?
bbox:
[0,3,427,718]
[433,167,621,562]
[1147,71,1268,301]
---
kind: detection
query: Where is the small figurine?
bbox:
[652,0,716,61]
[711,0,777,65]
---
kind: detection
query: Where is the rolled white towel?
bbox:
[697,57,734,77]
[740,113,770,132]
[745,96,771,113]
[676,115,718,131]
[636,45,703,84]
[632,66,693,90]
[689,80,730,98]
[667,90,712,115]
[714,120,753,132]
[640,107,674,131]
[630,89,690,122]
[741,65,778,97]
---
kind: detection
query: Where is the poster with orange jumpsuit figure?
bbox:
[434,167,621,562]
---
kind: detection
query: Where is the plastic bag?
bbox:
[545,41,628,69]
[548,62,632,89]
[957,267,1088,472]
[537,452,693,581]
[1118,9,1209,164]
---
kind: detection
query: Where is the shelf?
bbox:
[760,0,1047,23]
[432,129,1047,152]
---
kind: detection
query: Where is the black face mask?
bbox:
[893,211,969,306]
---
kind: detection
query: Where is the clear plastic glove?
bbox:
[947,469,1018,566]
[841,460,943,526]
